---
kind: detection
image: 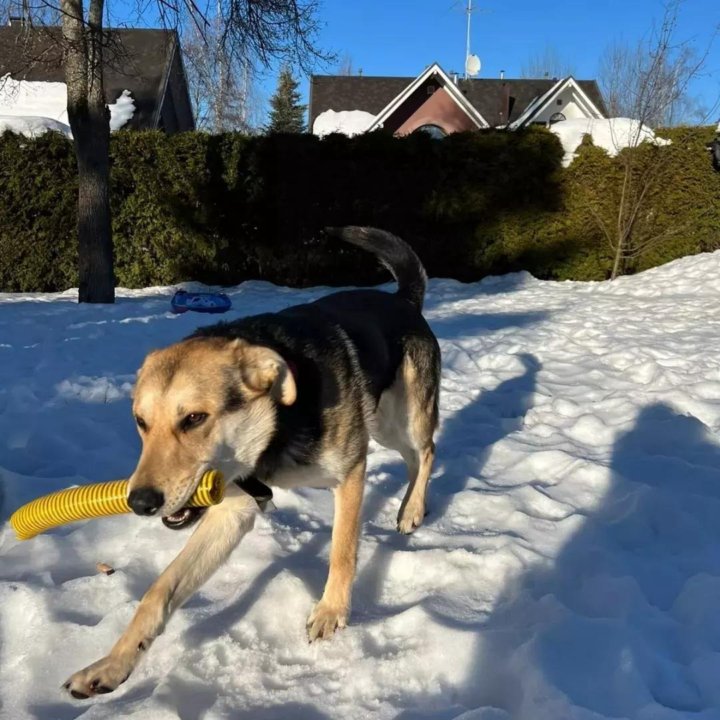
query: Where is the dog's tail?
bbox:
[325,226,427,310]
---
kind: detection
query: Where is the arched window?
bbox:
[415,124,447,139]
[549,112,566,125]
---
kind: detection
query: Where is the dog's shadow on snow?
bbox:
[396,402,720,719]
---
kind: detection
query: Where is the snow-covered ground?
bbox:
[3,252,720,719]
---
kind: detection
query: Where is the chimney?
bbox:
[499,82,511,125]
[500,69,505,80]
[8,15,27,26]
[452,72,459,85]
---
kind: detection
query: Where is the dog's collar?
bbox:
[234,476,275,512]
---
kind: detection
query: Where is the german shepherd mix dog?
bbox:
[63,227,441,699]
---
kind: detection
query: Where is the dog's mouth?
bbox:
[162,506,206,530]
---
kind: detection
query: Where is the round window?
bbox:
[415,124,447,139]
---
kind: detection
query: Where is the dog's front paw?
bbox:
[306,601,348,642]
[63,655,132,699]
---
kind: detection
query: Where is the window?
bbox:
[415,124,447,139]
[549,112,566,124]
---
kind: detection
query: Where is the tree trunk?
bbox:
[62,0,115,303]
[610,242,624,280]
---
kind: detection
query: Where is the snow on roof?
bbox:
[109,90,136,132]
[0,115,71,138]
[0,74,68,125]
[550,117,671,167]
[313,109,376,137]
[0,75,135,138]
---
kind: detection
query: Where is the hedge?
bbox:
[0,125,718,292]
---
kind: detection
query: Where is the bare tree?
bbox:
[336,52,353,76]
[584,1,718,279]
[520,45,575,80]
[5,0,326,302]
[183,21,263,132]
[598,35,706,125]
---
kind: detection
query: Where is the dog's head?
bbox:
[127,336,296,517]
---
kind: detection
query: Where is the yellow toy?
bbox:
[10,470,224,541]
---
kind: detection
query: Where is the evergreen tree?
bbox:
[266,68,307,133]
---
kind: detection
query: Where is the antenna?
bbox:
[462,0,488,79]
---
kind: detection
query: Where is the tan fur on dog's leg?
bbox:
[63,486,257,699]
[307,458,366,641]
[397,443,434,534]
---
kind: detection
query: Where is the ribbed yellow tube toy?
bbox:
[10,470,224,541]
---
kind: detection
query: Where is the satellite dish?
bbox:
[465,54,481,77]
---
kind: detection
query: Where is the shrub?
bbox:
[0,124,717,292]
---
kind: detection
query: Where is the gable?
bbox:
[380,80,482,135]
[0,26,187,130]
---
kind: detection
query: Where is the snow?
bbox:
[550,117,672,167]
[0,73,68,125]
[108,89,136,132]
[0,75,135,137]
[4,252,720,718]
[0,114,72,138]
[313,109,376,137]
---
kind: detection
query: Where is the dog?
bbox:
[63,227,441,699]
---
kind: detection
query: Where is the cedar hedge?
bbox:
[0,125,717,292]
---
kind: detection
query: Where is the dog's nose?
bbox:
[127,488,164,516]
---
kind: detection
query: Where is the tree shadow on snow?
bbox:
[401,402,720,719]
[427,310,548,342]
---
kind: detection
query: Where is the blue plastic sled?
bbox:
[171,290,232,315]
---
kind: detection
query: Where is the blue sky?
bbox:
[111,0,720,123]
[258,0,720,123]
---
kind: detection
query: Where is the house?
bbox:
[310,62,607,137]
[0,21,194,133]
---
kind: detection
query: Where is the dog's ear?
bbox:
[233,341,297,406]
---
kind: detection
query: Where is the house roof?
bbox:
[0,25,184,129]
[367,63,489,131]
[310,74,608,129]
[509,76,605,129]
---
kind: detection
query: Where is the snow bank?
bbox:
[313,109,375,137]
[550,117,672,167]
[0,114,72,138]
[0,75,136,137]
[4,250,720,718]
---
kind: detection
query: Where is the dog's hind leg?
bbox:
[396,351,439,535]
[63,485,257,699]
[307,457,366,641]
[397,442,435,535]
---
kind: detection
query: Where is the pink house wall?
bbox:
[382,80,477,136]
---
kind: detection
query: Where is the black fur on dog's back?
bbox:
[325,226,427,310]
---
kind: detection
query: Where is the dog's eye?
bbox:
[135,416,148,432]
[180,412,208,432]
